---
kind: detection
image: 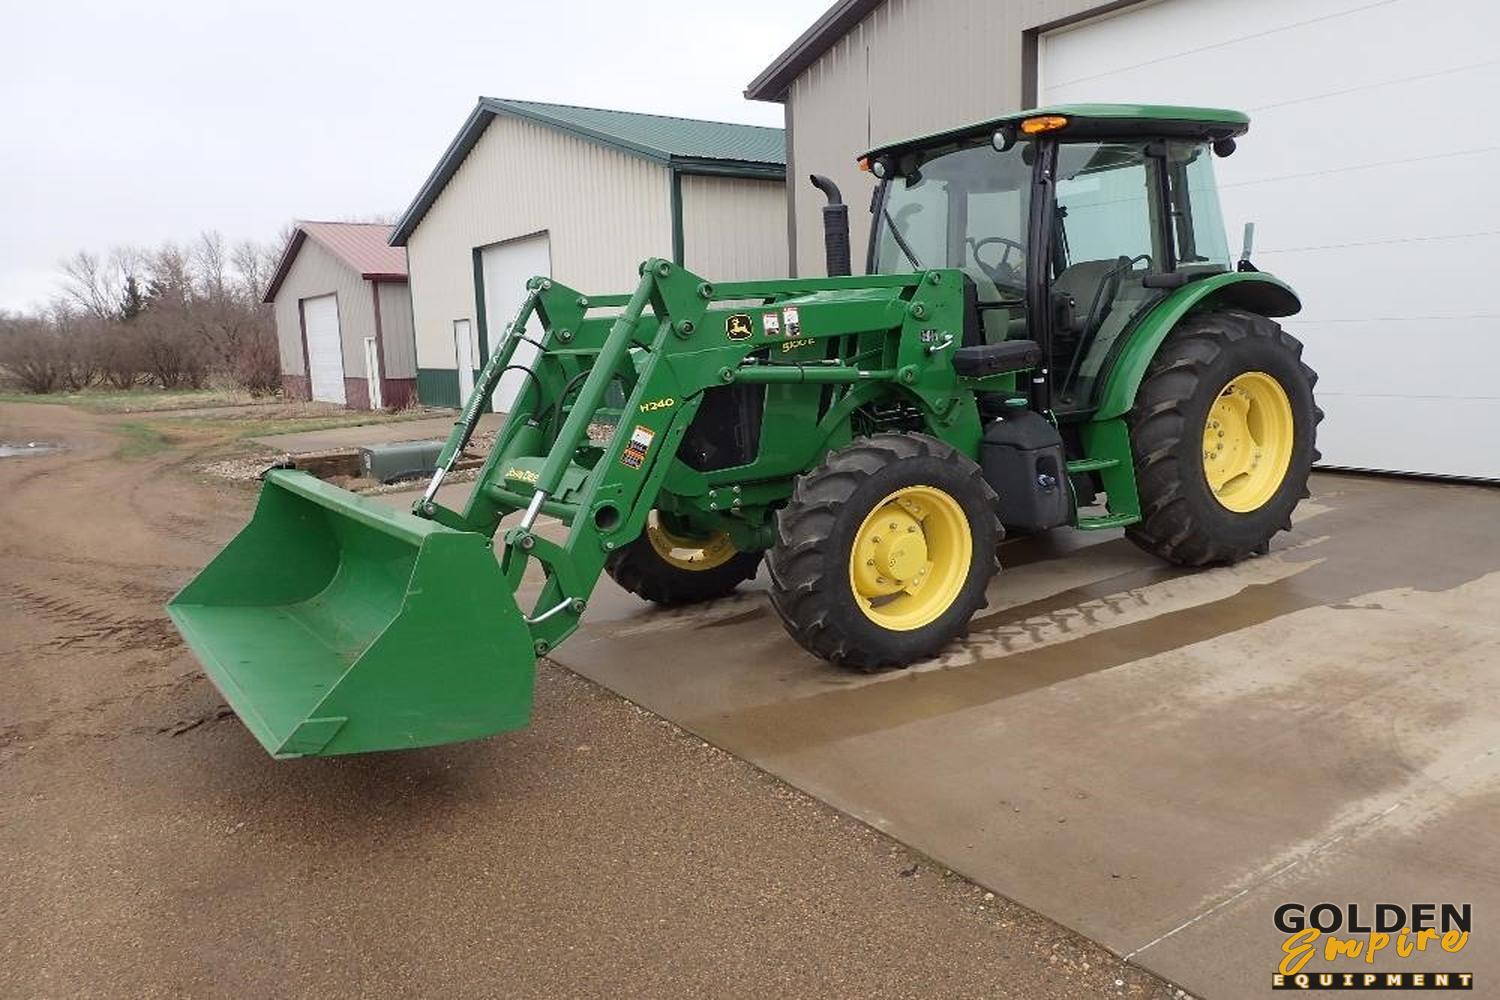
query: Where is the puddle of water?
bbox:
[0,442,60,458]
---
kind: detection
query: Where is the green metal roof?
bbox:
[490,98,785,168]
[392,98,785,245]
[865,104,1250,158]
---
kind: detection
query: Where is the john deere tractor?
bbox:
[169,105,1319,758]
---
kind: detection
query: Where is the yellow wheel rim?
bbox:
[646,513,737,572]
[1203,370,1295,513]
[847,485,972,632]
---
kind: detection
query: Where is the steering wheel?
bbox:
[969,236,1027,293]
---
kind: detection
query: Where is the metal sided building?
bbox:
[265,221,416,410]
[747,0,1500,480]
[390,98,787,412]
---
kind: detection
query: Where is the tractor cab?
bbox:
[865,105,1248,417]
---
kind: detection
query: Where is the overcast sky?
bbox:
[0,0,813,310]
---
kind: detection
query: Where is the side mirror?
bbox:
[1236,221,1259,272]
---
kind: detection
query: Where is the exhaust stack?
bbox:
[810,174,851,277]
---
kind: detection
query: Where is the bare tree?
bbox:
[194,230,229,301]
[231,239,274,303]
[59,250,122,320]
[145,242,192,311]
[16,227,287,397]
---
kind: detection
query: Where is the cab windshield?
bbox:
[871,139,1033,306]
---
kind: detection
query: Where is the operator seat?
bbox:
[1052,257,1131,339]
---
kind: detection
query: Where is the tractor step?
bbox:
[1075,511,1140,531]
[1066,456,1121,473]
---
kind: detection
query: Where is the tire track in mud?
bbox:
[0,672,229,760]
[0,410,242,565]
[0,405,252,761]
[123,433,246,549]
[38,571,177,606]
[4,583,181,654]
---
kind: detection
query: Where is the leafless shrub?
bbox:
[0,312,70,393]
[13,230,283,395]
[136,308,207,388]
[97,327,146,389]
[49,306,104,390]
[231,324,281,396]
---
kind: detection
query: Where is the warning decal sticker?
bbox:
[621,424,656,469]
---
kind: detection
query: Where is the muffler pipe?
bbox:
[810,174,851,277]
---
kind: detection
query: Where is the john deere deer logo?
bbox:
[725,314,752,341]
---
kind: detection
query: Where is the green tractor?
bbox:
[168,105,1319,758]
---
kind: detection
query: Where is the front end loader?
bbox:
[168,105,1319,758]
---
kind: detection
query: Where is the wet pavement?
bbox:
[450,472,1500,997]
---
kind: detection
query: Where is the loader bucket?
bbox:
[167,470,536,758]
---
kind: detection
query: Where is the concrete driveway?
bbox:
[536,472,1500,996]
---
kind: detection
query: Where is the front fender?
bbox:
[1093,271,1301,420]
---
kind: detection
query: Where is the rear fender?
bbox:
[1093,271,1301,421]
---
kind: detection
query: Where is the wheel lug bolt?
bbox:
[866,558,875,566]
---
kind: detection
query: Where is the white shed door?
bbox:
[302,293,346,405]
[481,233,552,413]
[1041,0,1500,479]
[363,337,382,410]
[453,319,476,404]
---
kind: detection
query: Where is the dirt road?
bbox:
[0,400,1181,999]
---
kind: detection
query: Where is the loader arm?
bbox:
[167,257,1006,758]
[415,258,989,657]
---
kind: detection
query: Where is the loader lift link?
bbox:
[426,259,1000,659]
[169,104,1319,758]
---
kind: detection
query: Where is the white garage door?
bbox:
[480,232,552,413]
[302,293,346,405]
[1041,0,1500,479]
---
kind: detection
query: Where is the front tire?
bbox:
[606,512,761,606]
[767,433,1000,670]
[1125,309,1321,566]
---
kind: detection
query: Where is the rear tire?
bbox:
[768,432,1000,670]
[1125,309,1321,566]
[606,512,761,606]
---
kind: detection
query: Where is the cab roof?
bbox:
[864,104,1250,159]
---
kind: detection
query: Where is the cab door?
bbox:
[1045,141,1171,415]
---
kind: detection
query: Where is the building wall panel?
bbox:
[405,115,675,372]
[375,281,416,378]
[782,0,1108,275]
[270,237,377,378]
[680,174,788,280]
